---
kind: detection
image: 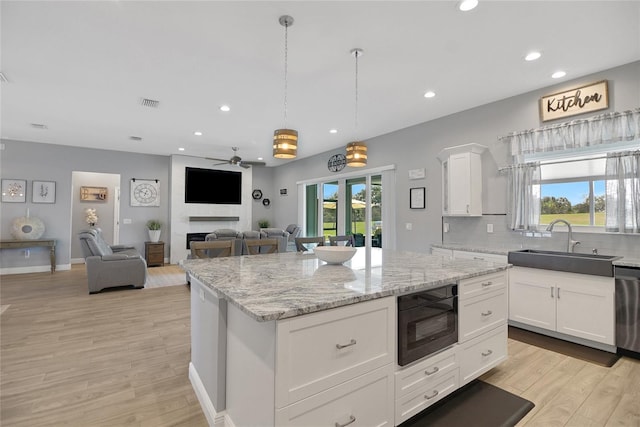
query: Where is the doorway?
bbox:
[70,171,121,263]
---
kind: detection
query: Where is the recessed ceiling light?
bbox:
[178,147,185,151]
[257,157,264,161]
[220,105,231,112]
[552,70,567,79]
[193,131,203,136]
[329,129,338,134]
[458,0,478,12]
[424,91,436,98]
[525,51,541,61]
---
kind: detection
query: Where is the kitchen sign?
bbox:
[540,80,608,122]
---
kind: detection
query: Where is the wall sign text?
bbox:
[540,80,608,122]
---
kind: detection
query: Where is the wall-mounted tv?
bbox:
[185,167,242,204]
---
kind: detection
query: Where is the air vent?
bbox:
[139,98,160,108]
[30,123,48,130]
[0,72,8,83]
[129,136,143,141]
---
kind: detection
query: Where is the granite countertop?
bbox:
[431,244,639,267]
[180,248,509,322]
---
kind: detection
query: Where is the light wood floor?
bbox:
[2,265,639,426]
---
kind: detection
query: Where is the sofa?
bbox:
[204,229,243,256]
[78,228,147,294]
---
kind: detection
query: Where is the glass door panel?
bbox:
[323,182,339,239]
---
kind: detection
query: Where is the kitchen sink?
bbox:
[508,249,622,277]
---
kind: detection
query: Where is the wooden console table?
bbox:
[0,239,56,273]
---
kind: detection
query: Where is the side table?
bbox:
[145,241,165,267]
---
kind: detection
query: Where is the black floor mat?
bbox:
[399,380,534,427]
[508,326,620,367]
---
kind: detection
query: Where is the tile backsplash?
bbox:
[442,214,639,258]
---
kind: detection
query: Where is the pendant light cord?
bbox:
[283,20,289,127]
[355,50,359,131]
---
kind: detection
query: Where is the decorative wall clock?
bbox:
[252,189,263,200]
[327,153,347,172]
[131,179,160,207]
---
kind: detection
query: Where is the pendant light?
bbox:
[273,15,298,159]
[346,48,367,167]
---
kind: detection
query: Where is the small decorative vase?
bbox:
[148,229,161,243]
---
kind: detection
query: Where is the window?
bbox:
[526,140,639,232]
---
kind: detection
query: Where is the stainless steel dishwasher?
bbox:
[616,266,640,359]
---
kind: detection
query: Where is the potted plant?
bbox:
[146,219,162,242]
[258,219,270,230]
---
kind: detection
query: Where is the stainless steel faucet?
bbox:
[545,219,580,253]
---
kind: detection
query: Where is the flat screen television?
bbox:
[185,167,242,204]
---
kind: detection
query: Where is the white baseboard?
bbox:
[0,264,71,275]
[71,258,86,265]
[189,362,228,427]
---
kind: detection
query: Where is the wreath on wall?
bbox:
[11,216,45,240]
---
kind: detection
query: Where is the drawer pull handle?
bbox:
[336,339,357,350]
[473,256,485,260]
[335,415,356,427]
[481,281,493,287]
[425,366,440,376]
[482,349,493,357]
[551,287,554,298]
[481,310,493,317]
[557,287,561,299]
[425,390,439,400]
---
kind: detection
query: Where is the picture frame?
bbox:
[32,180,56,203]
[80,186,108,202]
[1,179,27,203]
[410,187,425,209]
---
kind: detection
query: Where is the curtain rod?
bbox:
[498,149,639,172]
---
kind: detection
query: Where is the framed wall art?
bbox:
[410,187,426,209]
[1,179,27,203]
[32,180,56,203]
[80,186,108,202]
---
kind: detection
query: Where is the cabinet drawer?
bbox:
[275,297,394,408]
[458,271,507,300]
[275,364,394,427]
[147,245,164,255]
[395,346,457,398]
[395,369,459,424]
[459,324,507,386]
[459,289,507,343]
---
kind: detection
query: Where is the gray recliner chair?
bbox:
[78,228,147,294]
[259,228,289,253]
[205,229,243,256]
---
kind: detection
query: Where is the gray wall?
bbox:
[270,61,640,255]
[1,61,638,272]
[0,142,171,271]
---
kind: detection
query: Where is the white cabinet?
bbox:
[509,267,615,346]
[275,296,395,408]
[276,365,394,427]
[459,324,508,386]
[457,271,509,386]
[438,143,486,216]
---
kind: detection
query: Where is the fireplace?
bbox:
[186,232,211,249]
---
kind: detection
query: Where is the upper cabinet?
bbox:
[438,143,487,216]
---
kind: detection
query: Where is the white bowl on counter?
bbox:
[314,246,357,264]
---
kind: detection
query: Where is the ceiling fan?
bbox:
[207,147,266,169]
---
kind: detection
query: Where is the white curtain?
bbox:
[503,108,640,156]
[508,162,541,230]
[605,151,640,233]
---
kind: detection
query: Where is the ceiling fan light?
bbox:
[273,128,298,159]
[346,141,367,167]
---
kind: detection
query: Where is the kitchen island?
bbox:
[181,248,510,427]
